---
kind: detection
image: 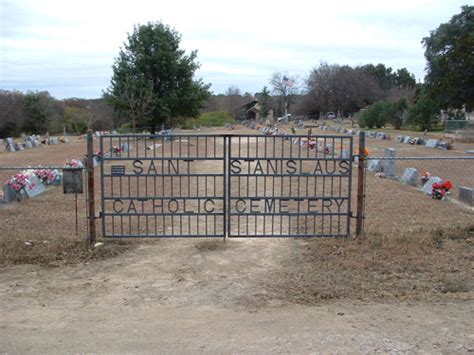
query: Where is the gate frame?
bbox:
[98,133,355,238]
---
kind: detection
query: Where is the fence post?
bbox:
[86,129,96,245]
[356,131,366,236]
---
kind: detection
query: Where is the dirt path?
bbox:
[1,238,473,353]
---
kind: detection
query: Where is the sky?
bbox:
[0,0,470,99]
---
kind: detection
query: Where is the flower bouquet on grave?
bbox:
[6,172,30,201]
[421,171,432,185]
[111,146,122,157]
[432,180,453,200]
[65,159,83,168]
[34,169,56,185]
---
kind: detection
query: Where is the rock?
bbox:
[402,168,419,186]
[94,242,104,248]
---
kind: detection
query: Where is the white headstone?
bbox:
[25,141,33,149]
[403,136,411,144]
[367,159,383,172]
[376,132,385,140]
[24,175,46,198]
[425,139,439,148]
[6,137,13,145]
[421,176,442,195]
[402,168,419,186]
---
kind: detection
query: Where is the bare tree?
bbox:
[269,72,299,118]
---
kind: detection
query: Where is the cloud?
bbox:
[0,0,468,98]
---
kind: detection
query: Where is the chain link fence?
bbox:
[361,155,474,236]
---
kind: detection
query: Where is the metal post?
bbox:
[355,131,366,236]
[87,130,96,244]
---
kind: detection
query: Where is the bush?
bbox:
[358,100,404,129]
[180,111,235,129]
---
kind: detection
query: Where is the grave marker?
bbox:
[425,139,439,148]
[421,176,442,195]
[383,148,396,177]
[367,159,383,172]
[458,187,474,206]
[24,175,46,198]
[402,168,419,186]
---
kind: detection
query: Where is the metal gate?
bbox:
[100,134,353,238]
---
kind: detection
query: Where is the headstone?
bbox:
[6,137,13,145]
[15,143,24,151]
[421,176,442,195]
[121,143,131,152]
[458,187,474,206]
[24,175,46,198]
[0,138,3,145]
[383,148,396,177]
[403,136,411,144]
[146,143,161,151]
[376,132,385,140]
[2,183,21,202]
[402,168,419,186]
[32,140,40,147]
[425,139,439,148]
[367,159,383,172]
[49,137,59,145]
[25,141,33,149]
[8,145,16,152]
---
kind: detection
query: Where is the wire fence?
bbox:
[362,156,474,235]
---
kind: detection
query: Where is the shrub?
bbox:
[181,111,235,129]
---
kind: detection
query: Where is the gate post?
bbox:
[355,131,366,236]
[86,129,96,244]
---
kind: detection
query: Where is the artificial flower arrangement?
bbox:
[33,169,56,185]
[111,146,122,156]
[64,159,83,168]
[6,173,30,191]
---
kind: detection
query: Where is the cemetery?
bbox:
[0,123,474,354]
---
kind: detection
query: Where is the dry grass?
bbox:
[259,225,474,304]
[1,125,473,285]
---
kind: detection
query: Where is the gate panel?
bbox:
[228,135,353,237]
[100,134,226,237]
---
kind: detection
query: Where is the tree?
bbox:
[406,88,441,131]
[257,86,272,118]
[270,72,298,117]
[304,63,382,116]
[423,5,474,110]
[105,22,211,131]
[23,91,54,133]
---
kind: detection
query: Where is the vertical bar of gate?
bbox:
[87,130,96,244]
[100,135,105,238]
[346,136,354,236]
[223,135,228,240]
[355,131,366,236]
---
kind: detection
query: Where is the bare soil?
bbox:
[1,125,473,352]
